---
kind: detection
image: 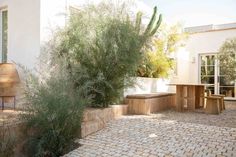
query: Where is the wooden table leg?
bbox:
[187,85,196,111]
[200,86,205,108]
[2,97,4,110]
[195,86,205,109]
[14,96,16,110]
[176,85,183,112]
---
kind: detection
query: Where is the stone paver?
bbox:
[65,101,236,157]
[0,110,21,126]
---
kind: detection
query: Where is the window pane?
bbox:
[219,76,235,86]
[2,10,8,63]
[205,85,215,94]
[201,66,214,76]
[201,76,214,84]
[201,55,215,66]
[220,87,235,97]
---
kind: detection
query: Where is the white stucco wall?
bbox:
[0,0,40,69]
[125,29,236,95]
[0,0,68,70]
[185,29,236,83]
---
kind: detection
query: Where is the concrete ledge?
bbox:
[126,93,175,99]
[81,105,128,138]
[126,93,176,115]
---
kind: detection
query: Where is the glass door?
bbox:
[200,54,236,98]
[219,66,235,97]
[0,9,8,63]
[200,54,216,94]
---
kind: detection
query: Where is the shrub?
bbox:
[138,49,175,78]
[20,2,162,155]
[21,64,90,157]
[53,3,162,107]
[218,37,236,81]
[137,23,188,78]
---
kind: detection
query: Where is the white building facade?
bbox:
[0,0,67,69]
[126,23,236,99]
[0,0,236,98]
[184,23,236,98]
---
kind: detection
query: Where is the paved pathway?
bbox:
[65,102,236,157]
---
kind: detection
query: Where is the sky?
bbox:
[70,0,236,27]
[139,0,236,27]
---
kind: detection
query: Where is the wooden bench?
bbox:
[126,93,176,115]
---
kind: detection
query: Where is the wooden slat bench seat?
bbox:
[126,93,176,115]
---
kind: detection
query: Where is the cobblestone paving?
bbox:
[0,110,21,126]
[65,101,236,157]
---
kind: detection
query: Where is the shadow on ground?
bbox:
[150,101,236,128]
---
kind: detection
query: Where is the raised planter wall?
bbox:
[0,105,128,152]
[81,105,128,138]
[0,122,26,156]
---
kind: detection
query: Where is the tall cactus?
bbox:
[135,11,143,34]
[135,6,162,38]
[150,14,162,36]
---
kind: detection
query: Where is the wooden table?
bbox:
[168,83,205,112]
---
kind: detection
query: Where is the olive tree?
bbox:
[218,38,236,81]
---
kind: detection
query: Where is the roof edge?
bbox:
[184,22,236,34]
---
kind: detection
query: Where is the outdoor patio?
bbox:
[1,0,236,156]
[65,101,236,157]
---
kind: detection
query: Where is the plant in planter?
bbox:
[137,23,188,78]
[20,2,163,156]
[20,60,91,156]
[53,3,162,107]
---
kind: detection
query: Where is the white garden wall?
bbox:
[124,77,176,97]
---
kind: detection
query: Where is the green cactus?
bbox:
[135,6,162,38]
[150,14,162,36]
[135,11,143,33]
[144,6,158,35]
